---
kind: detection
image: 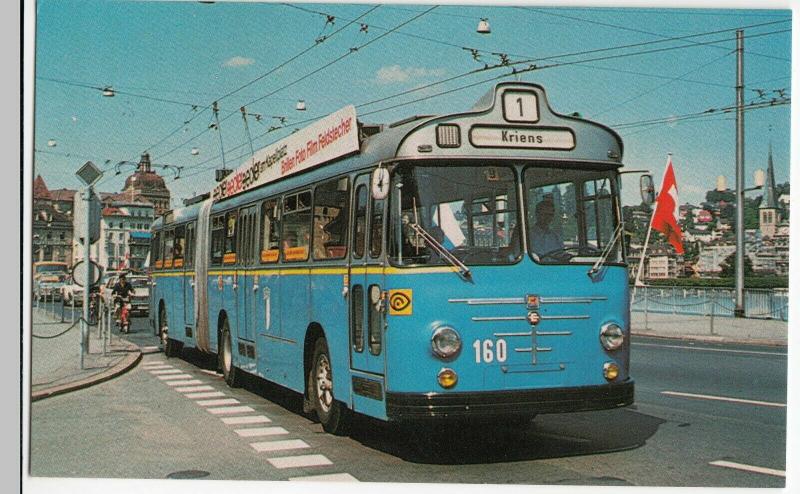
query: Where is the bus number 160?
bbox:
[473,339,507,363]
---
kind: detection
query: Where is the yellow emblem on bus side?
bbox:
[388,289,413,316]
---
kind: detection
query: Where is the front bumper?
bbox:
[386,380,634,421]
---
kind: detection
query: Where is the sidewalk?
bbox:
[30,306,142,400]
[631,311,789,347]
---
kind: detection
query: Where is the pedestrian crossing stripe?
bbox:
[268,454,333,469]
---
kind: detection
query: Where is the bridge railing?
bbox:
[630,285,789,321]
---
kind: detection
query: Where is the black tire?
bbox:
[308,338,350,435]
[220,322,241,387]
[160,305,181,358]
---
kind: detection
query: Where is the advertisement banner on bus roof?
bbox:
[212,105,359,202]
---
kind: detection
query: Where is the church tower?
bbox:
[759,144,779,238]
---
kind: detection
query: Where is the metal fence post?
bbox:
[710,290,716,335]
[644,285,649,331]
[672,286,676,315]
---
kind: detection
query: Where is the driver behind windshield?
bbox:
[530,197,563,257]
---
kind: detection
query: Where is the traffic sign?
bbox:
[71,260,103,288]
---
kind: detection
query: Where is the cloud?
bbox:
[223,56,255,68]
[375,65,446,84]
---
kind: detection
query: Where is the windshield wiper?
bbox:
[408,222,472,280]
[587,223,622,279]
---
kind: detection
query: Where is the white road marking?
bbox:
[709,460,785,477]
[268,454,333,469]
[157,374,194,381]
[175,385,214,393]
[289,473,359,482]
[199,369,222,376]
[250,439,309,452]
[196,398,240,407]
[661,391,786,408]
[184,391,226,399]
[632,342,786,357]
[221,415,272,425]
[234,427,288,438]
[166,379,205,387]
[207,405,256,415]
[140,346,160,352]
[142,364,172,370]
[150,369,184,375]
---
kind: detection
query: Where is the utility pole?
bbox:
[734,30,745,318]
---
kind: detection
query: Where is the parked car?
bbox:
[60,277,85,306]
[33,261,69,301]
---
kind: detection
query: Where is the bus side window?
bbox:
[260,198,281,263]
[210,215,225,265]
[370,198,384,258]
[313,177,350,260]
[185,223,195,268]
[224,211,238,264]
[163,229,175,268]
[353,185,367,259]
[174,225,185,267]
[152,231,161,269]
[282,190,312,262]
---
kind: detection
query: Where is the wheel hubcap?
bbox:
[315,354,333,413]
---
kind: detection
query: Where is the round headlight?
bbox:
[431,326,461,359]
[600,323,625,351]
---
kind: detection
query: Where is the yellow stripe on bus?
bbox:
[153,265,457,278]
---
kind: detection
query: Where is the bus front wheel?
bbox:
[309,338,350,435]
[220,323,241,388]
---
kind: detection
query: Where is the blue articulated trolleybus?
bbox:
[150,82,635,434]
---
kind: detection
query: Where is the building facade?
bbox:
[32,175,75,265]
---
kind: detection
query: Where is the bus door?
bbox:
[237,205,259,343]
[183,222,195,327]
[349,175,386,376]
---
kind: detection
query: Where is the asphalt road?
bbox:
[29,314,787,487]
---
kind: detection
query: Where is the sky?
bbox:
[30,0,793,208]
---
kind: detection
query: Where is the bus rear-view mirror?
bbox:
[640,174,655,206]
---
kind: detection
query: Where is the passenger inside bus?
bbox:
[530,197,563,257]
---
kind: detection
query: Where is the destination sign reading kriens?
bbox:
[212,106,359,202]
[469,126,575,150]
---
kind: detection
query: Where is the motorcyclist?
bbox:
[112,273,134,331]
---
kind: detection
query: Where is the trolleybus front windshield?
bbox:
[389,164,522,266]
[523,166,622,265]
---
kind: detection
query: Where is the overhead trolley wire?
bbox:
[150,5,384,162]
[172,25,790,189]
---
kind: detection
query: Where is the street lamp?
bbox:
[477,18,491,34]
[296,99,306,111]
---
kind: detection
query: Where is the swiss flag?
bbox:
[650,156,684,254]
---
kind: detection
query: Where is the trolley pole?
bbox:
[734,29,746,318]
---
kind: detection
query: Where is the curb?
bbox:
[31,340,143,402]
[631,331,788,348]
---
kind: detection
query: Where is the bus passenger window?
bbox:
[353,185,367,259]
[163,229,175,268]
[173,225,185,268]
[282,191,312,262]
[370,198,384,258]
[185,224,195,268]
[224,211,237,264]
[313,177,350,260]
[260,199,281,263]
[152,231,162,269]
[211,215,225,265]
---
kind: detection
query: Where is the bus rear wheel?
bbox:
[220,323,241,388]
[161,306,181,358]
[308,338,350,435]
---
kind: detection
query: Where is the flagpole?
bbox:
[633,204,657,294]
[633,153,672,300]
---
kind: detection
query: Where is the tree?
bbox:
[719,252,753,278]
